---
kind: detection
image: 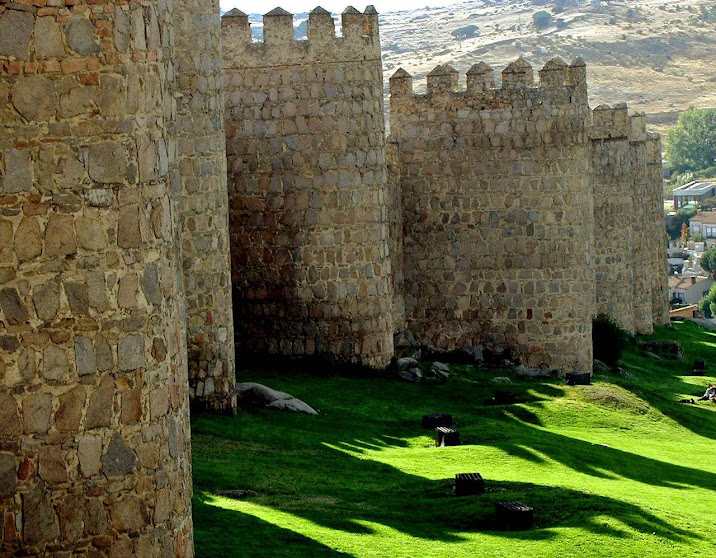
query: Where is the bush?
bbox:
[592,314,627,367]
[698,283,716,318]
[451,24,479,40]
[533,10,553,29]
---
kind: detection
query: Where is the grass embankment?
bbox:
[191,321,716,557]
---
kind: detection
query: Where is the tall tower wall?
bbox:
[389,58,594,372]
[590,105,668,334]
[647,133,669,325]
[0,0,194,554]
[221,7,394,368]
[175,0,235,412]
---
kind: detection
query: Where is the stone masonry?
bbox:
[1,2,669,553]
[222,8,394,368]
[0,0,237,552]
[591,105,668,334]
[388,59,595,371]
[175,0,236,413]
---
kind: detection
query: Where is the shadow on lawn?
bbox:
[193,492,354,557]
[192,412,705,554]
[608,323,716,440]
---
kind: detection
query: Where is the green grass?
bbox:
[191,321,716,557]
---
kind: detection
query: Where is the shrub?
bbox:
[698,283,716,318]
[533,10,553,29]
[592,314,627,367]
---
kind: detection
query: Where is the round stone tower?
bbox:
[0,1,193,554]
[222,7,394,368]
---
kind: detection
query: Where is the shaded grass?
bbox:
[192,322,716,557]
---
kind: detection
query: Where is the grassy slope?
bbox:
[191,321,716,558]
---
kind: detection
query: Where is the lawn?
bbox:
[191,321,716,557]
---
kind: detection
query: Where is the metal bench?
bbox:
[454,473,485,496]
[566,372,591,386]
[495,501,534,530]
[435,426,460,447]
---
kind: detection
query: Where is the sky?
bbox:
[220,0,457,15]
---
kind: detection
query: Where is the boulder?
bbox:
[492,376,512,383]
[637,340,684,361]
[592,359,611,374]
[396,357,419,370]
[236,382,318,415]
[397,367,423,383]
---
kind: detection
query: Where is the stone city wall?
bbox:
[646,132,669,325]
[175,0,235,413]
[590,105,667,334]
[0,0,194,554]
[388,58,595,372]
[221,7,394,368]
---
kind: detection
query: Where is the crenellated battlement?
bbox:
[389,57,588,108]
[590,104,652,142]
[222,6,380,68]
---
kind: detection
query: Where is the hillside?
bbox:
[192,321,716,557]
[380,0,716,135]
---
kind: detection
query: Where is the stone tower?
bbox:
[0,0,233,550]
[389,58,595,372]
[591,104,668,334]
[175,0,236,413]
[222,7,394,368]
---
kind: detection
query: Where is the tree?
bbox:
[665,108,716,175]
[698,283,716,318]
[533,10,553,29]
[700,247,716,275]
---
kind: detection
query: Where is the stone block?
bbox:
[64,16,101,56]
[0,392,21,436]
[117,204,142,248]
[43,344,69,380]
[121,388,142,424]
[38,445,68,484]
[22,392,52,434]
[23,488,60,545]
[88,142,128,184]
[15,217,43,262]
[64,281,89,315]
[85,375,114,428]
[55,386,85,432]
[0,9,33,60]
[74,336,97,376]
[3,149,32,193]
[45,213,77,257]
[0,453,17,498]
[33,280,60,321]
[0,287,29,325]
[78,434,102,477]
[110,496,145,532]
[35,17,65,58]
[101,434,137,477]
[118,334,145,371]
[13,76,57,122]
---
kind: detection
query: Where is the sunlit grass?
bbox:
[192,321,716,557]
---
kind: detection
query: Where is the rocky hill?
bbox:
[379,0,716,135]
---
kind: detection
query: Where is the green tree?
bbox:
[700,247,716,275]
[698,283,716,318]
[666,108,716,175]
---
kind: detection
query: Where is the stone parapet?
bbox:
[222,6,380,68]
[390,57,588,108]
